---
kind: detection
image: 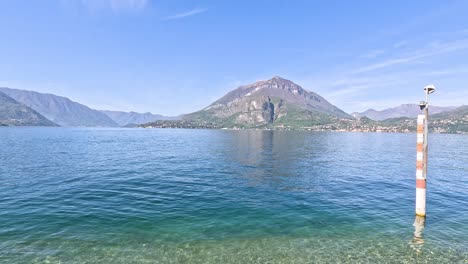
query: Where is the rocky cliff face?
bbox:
[221,95,276,124]
[184,76,352,127]
[0,91,57,126]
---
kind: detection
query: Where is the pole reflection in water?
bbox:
[410,215,426,254]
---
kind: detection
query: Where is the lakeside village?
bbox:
[139,114,468,134]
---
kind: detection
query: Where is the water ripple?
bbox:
[0,128,467,263]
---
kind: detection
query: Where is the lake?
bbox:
[0,128,467,263]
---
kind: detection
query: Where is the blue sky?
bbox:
[1,0,467,115]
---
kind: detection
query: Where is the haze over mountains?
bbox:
[0,91,56,126]
[353,104,458,120]
[100,111,179,126]
[0,77,463,128]
[0,87,118,127]
[0,87,177,127]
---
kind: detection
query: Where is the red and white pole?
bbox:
[415,84,434,217]
[415,113,427,217]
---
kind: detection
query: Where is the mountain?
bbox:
[0,87,118,127]
[0,91,57,126]
[183,76,352,128]
[101,110,180,126]
[432,105,468,119]
[354,104,458,121]
[430,105,468,134]
[343,105,468,134]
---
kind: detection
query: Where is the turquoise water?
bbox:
[0,128,467,263]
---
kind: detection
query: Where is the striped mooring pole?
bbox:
[415,112,428,216]
[415,84,436,217]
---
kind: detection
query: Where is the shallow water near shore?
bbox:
[0,128,467,263]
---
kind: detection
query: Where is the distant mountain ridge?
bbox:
[432,105,468,119]
[183,76,352,128]
[369,105,468,134]
[0,91,57,126]
[353,104,458,120]
[0,87,118,127]
[1,82,463,131]
[101,110,179,126]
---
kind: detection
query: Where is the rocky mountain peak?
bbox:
[187,77,352,127]
[243,76,304,96]
[269,75,291,83]
[260,76,297,86]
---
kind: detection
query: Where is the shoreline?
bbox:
[2,125,466,134]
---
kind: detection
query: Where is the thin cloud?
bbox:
[430,89,468,107]
[352,39,468,74]
[457,29,468,34]
[164,8,208,20]
[108,0,147,10]
[308,69,436,113]
[325,86,371,98]
[426,67,468,76]
[61,0,148,12]
[359,49,385,59]
[352,56,421,74]
[393,40,408,48]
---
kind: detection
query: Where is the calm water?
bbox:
[0,128,467,263]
